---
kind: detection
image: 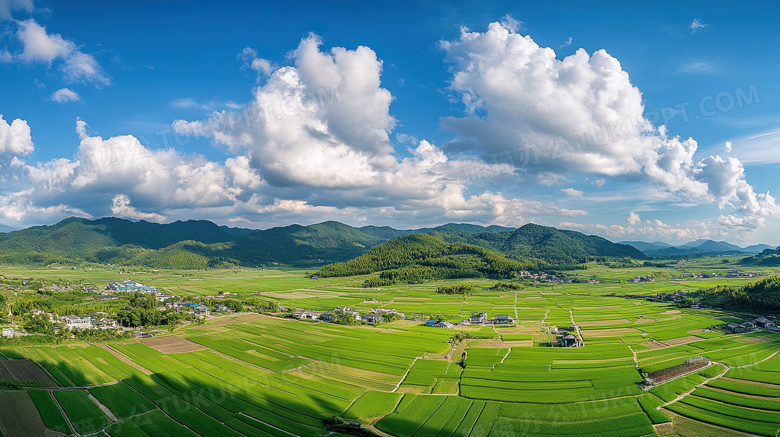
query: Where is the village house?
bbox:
[469,312,488,324]
[2,328,14,338]
[319,312,335,323]
[631,275,655,283]
[92,317,117,329]
[291,310,321,321]
[62,315,92,330]
[434,321,455,329]
[31,309,55,322]
[334,307,361,320]
[725,322,747,334]
[94,294,119,301]
[194,305,210,316]
[558,333,582,348]
[107,281,160,294]
[755,316,777,330]
[492,315,515,325]
[362,314,383,325]
[372,308,406,319]
[211,305,232,314]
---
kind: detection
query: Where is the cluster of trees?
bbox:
[688,275,780,311]
[10,296,51,316]
[436,283,474,295]
[492,281,523,291]
[202,298,245,312]
[643,261,670,268]
[332,313,360,325]
[0,378,41,390]
[115,293,181,328]
[23,314,58,335]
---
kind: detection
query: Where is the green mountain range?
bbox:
[0,217,643,269]
[426,223,645,264]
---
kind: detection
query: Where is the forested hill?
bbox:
[0,217,643,268]
[690,275,780,312]
[740,248,780,266]
[316,233,542,284]
[428,223,645,263]
[0,217,237,265]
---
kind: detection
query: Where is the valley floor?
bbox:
[1,261,779,436]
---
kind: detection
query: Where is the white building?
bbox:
[62,316,92,330]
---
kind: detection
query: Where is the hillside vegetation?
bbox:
[740,248,780,266]
[430,223,645,264]
[317,234,543,285]
[689,275,780,311]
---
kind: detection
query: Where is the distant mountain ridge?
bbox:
[620,239,775,256]
[0,217,643,268]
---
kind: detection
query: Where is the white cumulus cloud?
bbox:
[111,194,165,223]
[440,21,777,232]
[0,114,33,155]
[15,19,109,85]
[50,87,80,103]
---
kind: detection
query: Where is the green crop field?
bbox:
[2,262,779,436]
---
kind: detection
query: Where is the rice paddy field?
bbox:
[1,260,779,436]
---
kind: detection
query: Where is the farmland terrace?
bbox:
[0,261,779,436]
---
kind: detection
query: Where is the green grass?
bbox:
[344,391,403,420]
[27,389,71,433]
[638,394,671,424]
[90,382,157,420]
[53,389,112,434]
[698,363,724,378]
[666,401,780,436]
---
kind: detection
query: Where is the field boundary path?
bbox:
[51,391,77,436]
[88,392,118,422]
[658,362,730,409]
[238,412,300,436]
[732,350,779,369]
[569,309,584,346]
[392,357,421,393]
[628,345,640,370]
[514,292,519,319]
[364,424,393,437]
[98,344,152,375]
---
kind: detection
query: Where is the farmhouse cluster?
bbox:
[291,307,405,325]
[424,312,516,329]
[624,290,689,304]
[674,270,757,279]
[724,316,778,333]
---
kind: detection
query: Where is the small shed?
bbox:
[725,322,746,333]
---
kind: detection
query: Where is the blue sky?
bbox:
[1,0,779,245]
